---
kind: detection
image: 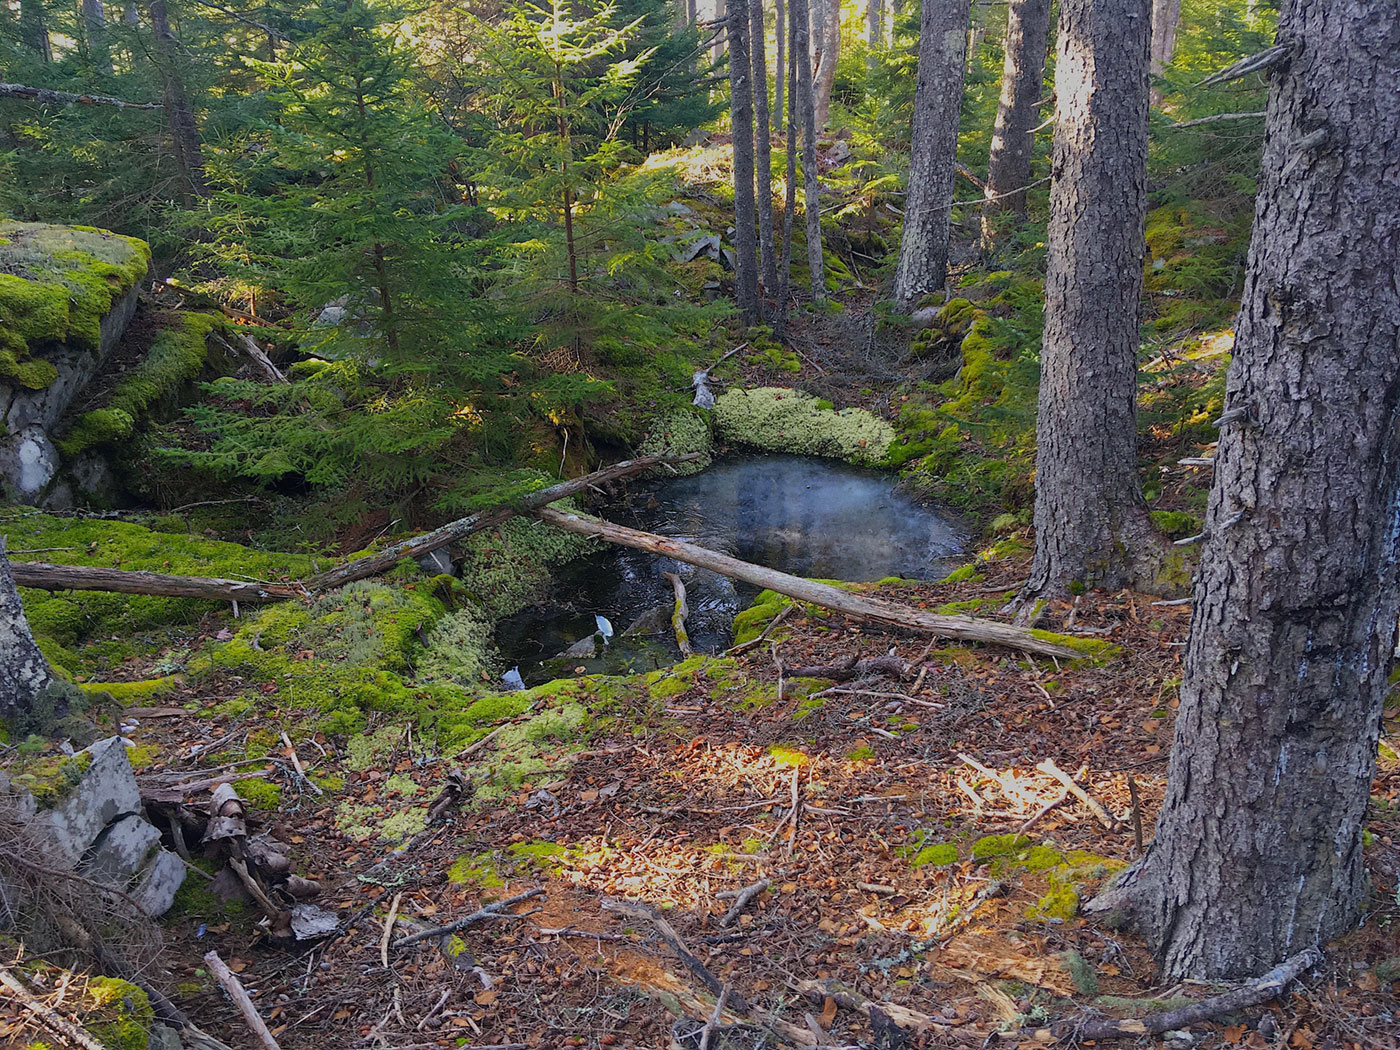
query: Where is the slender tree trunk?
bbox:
[867,0,884,49]
[1022,0,1160,599]
[775,0,799,334]
[713,0,727,61]
[981,0,1051,243]
[1091,0,1400,981]
[891,0,970,306]
[1148,0,1180,103]
[687,0,697,23]
[0,539,54,724]
[774,0,786,132]
[553,69,579,296]
[728,0,761,325]
[19,0,52,61]
[791,0,824,303]
[811,0,839,128]
[149,0,208,203]
[750,0,779,295]
[83,0,114,75]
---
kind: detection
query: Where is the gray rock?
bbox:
[80,813,161,885]
[128,848,185,916]
[28,737,141,868]
[0,425,60,497]
[415,548,453,576]
[622,606,671,636]
[289,902,340,940]
[147,1023,185,1050]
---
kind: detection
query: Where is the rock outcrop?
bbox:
[0,222,150,503]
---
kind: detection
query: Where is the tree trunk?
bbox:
[867,0,884,50]
[792,0,824,303]
[149,0,208,203]
[1092,0,1400,980]
[774,0,786,132]
[19,0,52,61]
[0,539,54,724]
[83,0,114,75]
[124,1,138,24]
[1148,0,1180,103]
[728,0,761,325]
[890,0,970,306]
[811,0,839,129]
[713,0,727,61]
[1021,0,1160,599]
[981,0,1051,240]
[750,0,779,295]
[775,0,799,333]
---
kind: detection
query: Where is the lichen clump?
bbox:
[638,407,714,474]
[713,387,895,466]
[0,222,150,388]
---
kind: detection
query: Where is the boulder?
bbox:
[27,737,141,867]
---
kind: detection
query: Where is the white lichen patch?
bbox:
[713,387,895,466]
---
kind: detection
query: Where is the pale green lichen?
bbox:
[638,407,713,474]
[713,387,895,466]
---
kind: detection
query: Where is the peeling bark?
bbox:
[791,0,824,303]
[810,0,839,129]
[1149,0,1180,103]
[1023,0,1161,598]
[1097,0,1400,979]
[891,0,970,306]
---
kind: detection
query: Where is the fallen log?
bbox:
[663,571,694,656]
[204,951,283,1050]
[534,508,1080,659]
[301,453,699,593]
[794,977,949,1034]
[8,561,302,602]
[782,653,909,681]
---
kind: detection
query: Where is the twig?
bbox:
[0,80,163,109]
[1035,948,1321,1041]
[600,898,752,1014]
[856,882,898,895]
[1167,111,1266,129]
[454,724,506,760]
[1035,759,1118,829]
[280,731,323,795]
[699,985,729,1050]
[720,879,770,927]
[664,572,694,657]
[416,989,451,1031]
[205,951,283,1050]
[785,766,801,857]
[1018,790,1069,835]
[380,892,403,968]
[392,888,545,949]
[0,966,109,1050]
[1198,43,1291,87]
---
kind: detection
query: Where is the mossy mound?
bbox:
[713,387,895,467]
[638,406,714,475]
[84,976,154,1050]
[0,222,150,389]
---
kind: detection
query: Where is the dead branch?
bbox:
[601,898,752,1014]
[391,888,545,949]
[204,951,282,1050]
[0,965,109,1050]
[1035,759,1117,829]
[794,977,950,1034]
[0,81,163,108]
[140,769,269,804]
[1018,790,1070,835]
[725,603,796,655]
[535,508,1082,659]
[279,731,322,795]
[8,560,302,602]
[783,653,909,681]
[1198,43,1291,86]
[663,571,694,656]
[719,879,770,927]
[1168,110,1267,129]
[1034,948,1322,1041]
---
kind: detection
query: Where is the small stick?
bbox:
[720,878,770,927]
[416,989,451,1031]
[1018,790,1070,835]
[856,882,898,895]
[453,723,506,760]
[392,888,545,949]
[663,572,694,656]
[205,951,283,1050]
[699,984,729,1050]
[380,891,403,967]
[600,898,752,1015]
[1035,759,1117,829]
[0,966,109,1050]
[785,766,801,857]
[725,603,796,655]
[280,730,323,795]
[772,640,785,703]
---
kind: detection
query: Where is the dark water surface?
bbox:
[495,455,965,684]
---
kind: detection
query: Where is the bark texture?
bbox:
[1101,0,1400,979]
[867,0,884,50]
[727,0,761,324]
[775,0,799,333]
[773,0,785,130]
[891,0,970,306]
[149,0,208,202]
[750,0,779,294]
[810,0,838,129]
[791,0,824,302]
[83,0,114,75]
[1149,0,1180,101]
[0,539,54,723]
[1023,0,1159,598]
[982,0,1051,232]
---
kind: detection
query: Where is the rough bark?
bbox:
[792,0,824,302]
[727,0,761,325]
[891,0,970,306]
[19,0,52,61]
[981,0,1051,238]
[1092,0,1400,980]
[149,0,208,202]
[1022,0,1160,599]
[1148,0,1180,102]
[773,0,785,131]
[83,0,114,75]
[775,0,799,333]
[0,538,54,723]
[750,0,779,295]
[810,0,839,129]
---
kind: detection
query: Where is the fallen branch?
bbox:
[793,977,950,1034]
[1035,759,1117,829]
[9,561,302,602]
[1018,789,1070,835]
[535,508,1081,659]
[1034,948,1322,1041]
[1168,110,1266,129]
[725,603,796,655]
[1198,43,1291,86]
[140,769,269,804]
[719,878,770,927]
[600,898,752,1014]
[783,653,909,681]
[204,951,283,1050]
[0,965,109,1050]
[392,888,545,949]
[280,731,322,795]
[663,571,694,656]
[0,81,163,109]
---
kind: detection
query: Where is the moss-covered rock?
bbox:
[713,387,895,467]
[84,976,154,1050]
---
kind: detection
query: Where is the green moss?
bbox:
[1020,845,1064,872]
[1058,950,1098,995]
[713,387,895,466]
[731,590,795,645]
[911,842,959,867]
[845,744,875,761]
[507,840,565,868]
[447,854,505,888]
[939,564,980,584]
[638,407,714,474]
[236,778,283,809]
[10,750,94,807]
[970,833,1031,861]
[1026,630,1121,665]
[77,677,179,703]
[1027,884,1080,922]
[124,744,159,770]
[334,800,429,843]
[456,510,597,618]
[1149,510,1202,540]
[85,976,154,1050]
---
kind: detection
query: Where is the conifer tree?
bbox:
[792,0,822,303]
[749,0,778,295]
[728,0,761,323]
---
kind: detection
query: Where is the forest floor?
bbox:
[11,561,1398,1050]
